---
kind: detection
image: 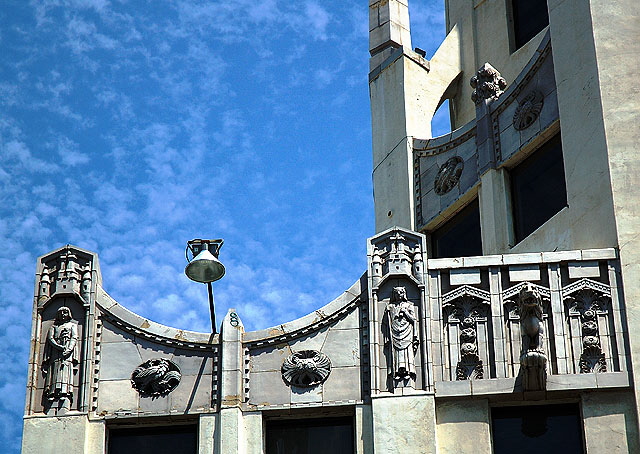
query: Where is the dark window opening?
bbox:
[510,134,567,243]
[108,425,197,454]
[511,0,549,50]
[266,417,354,454]
[431,198,482,259]
[492,403,584,454]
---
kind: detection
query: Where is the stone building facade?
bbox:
[22,0,640,452]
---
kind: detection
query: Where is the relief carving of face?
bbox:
[55,307,72,323]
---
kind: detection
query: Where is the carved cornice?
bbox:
[562,278,611,298]
[98,309,219,352]
[502,282,551,301]
[442,285,490,304]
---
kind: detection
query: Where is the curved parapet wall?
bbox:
[24,244,371,420]
[414,31,558,231]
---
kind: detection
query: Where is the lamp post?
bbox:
[184,239,225,334]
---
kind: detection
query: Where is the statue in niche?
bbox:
[42,306,79,406]
[518,284,547,391]
[385,286,418,381]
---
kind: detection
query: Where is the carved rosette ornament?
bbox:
[281,350,332,387]
[131,358,182,397]
[513,90,544,130]
[518,284,547,391]
[470,63,507,104]
[434,156,464,195]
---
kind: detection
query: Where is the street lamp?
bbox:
[185,239,225,333]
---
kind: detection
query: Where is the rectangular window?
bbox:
[492,403,584,454]
[431,198,482,259]
[108,425,198,454]
[510,134,567,243]
[510,0,549,50]
[266,417,354,454]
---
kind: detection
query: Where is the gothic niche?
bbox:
[42,306,79,412]
[442,287,489,380]
[470,63,507,104]
[518,284,547,391]
[281,350,332,387]
[131,358,182,397]
[39,247,93,303]
[434,156,464,195]
[513,90,544,130]
[564,280,611,374]
[384,286,419,383]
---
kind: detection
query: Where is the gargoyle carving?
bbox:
[131,358,182,397]
[518,283,547,391]
[470,63,507,104]
[281,350,332,387]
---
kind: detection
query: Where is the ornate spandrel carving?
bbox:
[442,286,490,381]
[434,156,464,196]
[513,90,544,130]
[131,358,182,397]
[564,279,612,374]
[470,63,507,104]
[518,284,547,391]
[42,307,79,412]
[281,350,332,387]
[384,287,418,382]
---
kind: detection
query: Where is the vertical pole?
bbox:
[208,282,217,334]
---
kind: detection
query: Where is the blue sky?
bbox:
[0,0,447,451]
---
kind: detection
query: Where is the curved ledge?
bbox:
[413,120,476,156]
[243,273,367,347]
[96,287,218,349]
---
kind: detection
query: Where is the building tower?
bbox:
[22,0,639,453]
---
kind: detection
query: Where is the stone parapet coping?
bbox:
[96,287,217,348]
[243,273,367,346]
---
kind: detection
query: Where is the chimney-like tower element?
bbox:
[369,0,412,69]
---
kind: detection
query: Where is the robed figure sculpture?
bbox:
[42,306,79,406]
[385,286,418,381]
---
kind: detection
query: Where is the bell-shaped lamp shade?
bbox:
[185,249,226,283]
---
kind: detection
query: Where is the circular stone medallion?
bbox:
[131,358,181,397]
[281,350,332,387]
[434,156,464,195]
[513,91,544,131]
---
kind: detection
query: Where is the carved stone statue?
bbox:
[470,62,507,104]
[385,286,418,381]
[518,284,547,390]
[42,306,79,407]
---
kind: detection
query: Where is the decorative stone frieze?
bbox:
[513,90,544,130]
[281,350,332,387]
[517,283,547,391]
[131,358,182,397]
[442,285,490,381]
[384,286,419,381]
[564,279,611,373]
[434,156,464,195]
[470,63,507,104]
